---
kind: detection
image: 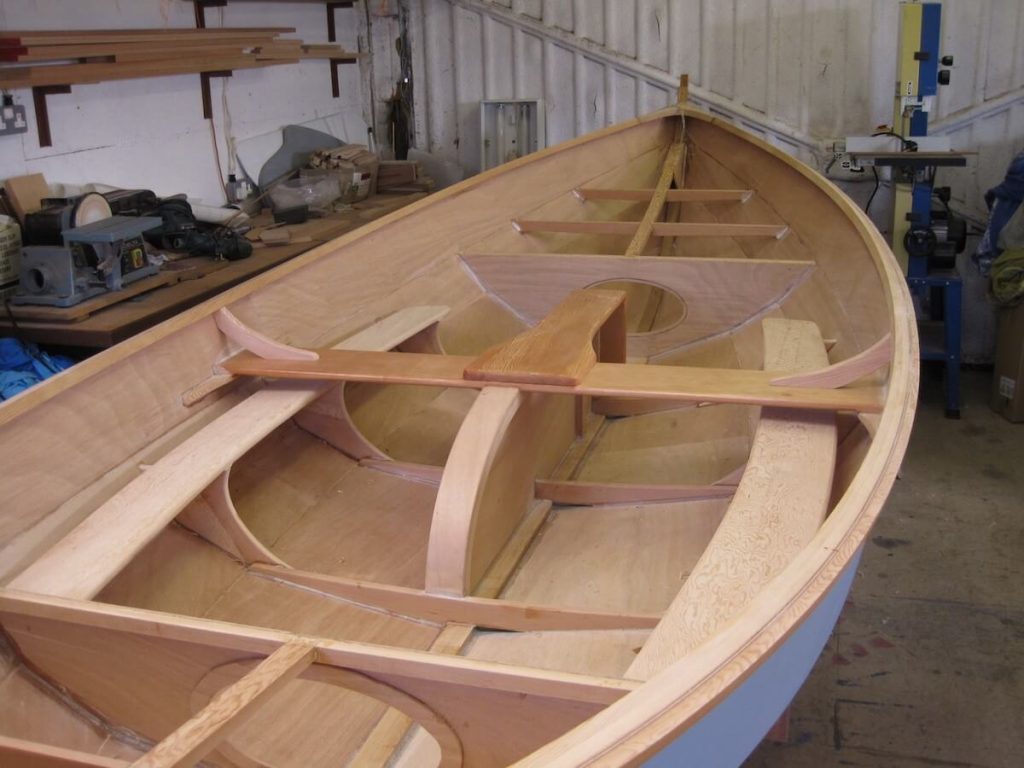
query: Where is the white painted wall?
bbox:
[409,0,1024,221]
[0,0,368,204]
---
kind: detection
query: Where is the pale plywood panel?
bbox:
[502,499,729,613]
[271,465,438,588]
[96,526,243,618]
[577,403,754,485]
[463,628,651,677]
[230,421,359,548]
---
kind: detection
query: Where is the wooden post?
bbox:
[677,74,689,105]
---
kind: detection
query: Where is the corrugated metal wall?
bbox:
[407,0,1024,218]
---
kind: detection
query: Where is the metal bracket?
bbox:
[31,85,72,148]
[200,70,234,119]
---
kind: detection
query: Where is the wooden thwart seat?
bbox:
[8,305,449,600]
[221,348,884,413]
[628,318,839,679]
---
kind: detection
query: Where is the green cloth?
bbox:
[992,247,1024,306]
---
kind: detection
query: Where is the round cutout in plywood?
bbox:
[191,659,459,767]
[587,279,687,336]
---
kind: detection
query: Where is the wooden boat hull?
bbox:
[0,101,917,767]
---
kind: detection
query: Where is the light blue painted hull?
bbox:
[645,550,862,767]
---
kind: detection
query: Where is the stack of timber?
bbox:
[377,160,435,193]
[0,82,917,767]
[0,28,359,89]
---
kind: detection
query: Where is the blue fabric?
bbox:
[0,338,76,400]
[976,151,1024,276]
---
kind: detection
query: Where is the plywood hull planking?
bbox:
[0,100,916,767]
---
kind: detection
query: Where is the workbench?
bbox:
[0,192,424,349]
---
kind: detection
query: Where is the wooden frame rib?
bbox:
[250,564,660,631]
[573,187,753,203]
[132,641,316,768]
[511,219,789,239]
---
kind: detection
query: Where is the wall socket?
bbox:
[0,102,28,136]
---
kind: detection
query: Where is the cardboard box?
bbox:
[992,302,1024,422]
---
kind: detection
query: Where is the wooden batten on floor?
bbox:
[534,479,735,506]
[250,565,660,631]
[0,735,129,768]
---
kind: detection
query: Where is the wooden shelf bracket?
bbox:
[31,84,71,148]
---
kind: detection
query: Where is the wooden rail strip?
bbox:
[8,306,449,600]
[0,736,129,768]
[220,349,885,413]
[574,187,753,203]
[534,479,736,505]
[250,564,660,631]
[628,318,839,679]
[132,641,316,768]
[771,332,893,388]
[625,122,686,257]
[465,288,626,386]
[511,219,789,239]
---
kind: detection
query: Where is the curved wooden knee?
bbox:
[425,387,572,596]
[178,469,288,567]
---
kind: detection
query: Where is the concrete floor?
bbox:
[746,367,1024,768]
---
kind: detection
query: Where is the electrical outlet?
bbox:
[0,103,28,136]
